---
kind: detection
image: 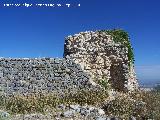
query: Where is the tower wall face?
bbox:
[64,31,138,91]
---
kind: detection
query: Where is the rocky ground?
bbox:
[1,104,136,120]
[0,87,159,120]
[0,90,140,120]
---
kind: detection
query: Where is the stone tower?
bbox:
[64,30,139,91]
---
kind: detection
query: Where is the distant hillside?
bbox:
[139,79,160,88]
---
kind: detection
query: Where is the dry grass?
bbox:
[0,89,108,115]
[102,90,160,119]
[0,88,160,119]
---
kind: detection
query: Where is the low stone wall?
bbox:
[0,58,92,96]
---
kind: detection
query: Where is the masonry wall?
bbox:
[0,58,91,96]
[64,31,138,91]
[0,30,139,96]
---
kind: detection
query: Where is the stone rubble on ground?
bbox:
[10,104,122,120]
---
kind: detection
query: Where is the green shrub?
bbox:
[98,78,111,90]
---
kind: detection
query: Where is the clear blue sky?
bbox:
[0,0,160,84]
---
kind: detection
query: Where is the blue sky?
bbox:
[0,0,160,85]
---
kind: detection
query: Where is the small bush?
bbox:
[102,93,147,119]
[63,89,108,106]
[102,90,160,119]
[140,91,160,119]
[98,78,111,90]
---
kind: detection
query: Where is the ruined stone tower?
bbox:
[64,30,139,91]
[0,29,139,96]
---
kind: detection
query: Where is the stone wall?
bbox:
[64,30,138,91]
[0,30,139,96]
[0,58,92,96]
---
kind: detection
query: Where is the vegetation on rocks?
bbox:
[101,90,160,120]
[100,29,135,67]
[139,90,160,119]
[0,89,108,115]
[98,78,111,90]
[0,87,160,119]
